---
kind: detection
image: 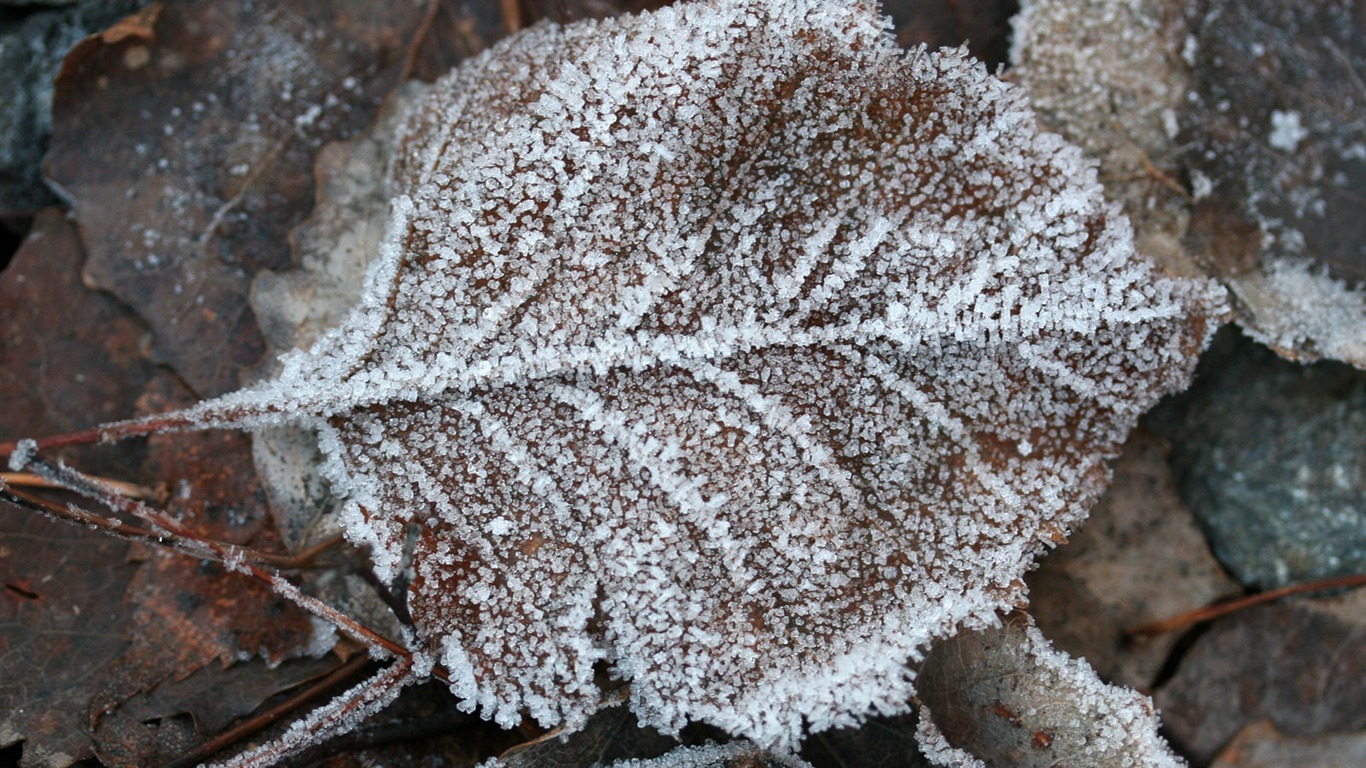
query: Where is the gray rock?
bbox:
[1149,327,1366,589]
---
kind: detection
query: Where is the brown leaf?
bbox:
[128,0,1221,753]
[917,612,1180,766]
[44,0,477,396]
[0,212,337,767]
[0,210,140,765]
[91,655,341,768]
[0,210,154,470]
[0,211,146,767]
[0,506,139,768]
[1155,588,1366,764]
[1027,427,1240,691]
[9,1,1227,764]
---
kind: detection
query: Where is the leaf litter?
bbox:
[0,214,327,768]
[2,0,1237,765]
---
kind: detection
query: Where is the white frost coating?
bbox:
[1268,109,1309,152]
[915,708,987,768]
[6,438,37,472]
[918,620,1184,767]
[158,0,1221,751]
[1004,624,1184,768]
[1230,257,1366,364]
[599,740,814,768]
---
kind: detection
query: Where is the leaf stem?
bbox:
[14,454,411,663]
[1126,573,1366,636]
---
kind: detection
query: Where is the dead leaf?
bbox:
[90,656,339,768]
[44,0,492,396]
[0,210,154,469]
[70,0,1221,758]
[1155,588,1366,764]
[0,212,337,767]
[1027,427,1240,691]
[6,1,1236,765]
[0,506,139,768]
[917,612,1180,767]
[0,210,149,767]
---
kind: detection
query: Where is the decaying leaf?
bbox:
[44,0,498,397]
[0,212,321,768]
[1179,0,1366,367]
[1011,0,1366,370]
[8,0,1224,761]
[916,613,1182,767]
[1155,587,1366,764]
[1026,428,1239,691]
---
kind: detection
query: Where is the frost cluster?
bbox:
[180,0,1222,750]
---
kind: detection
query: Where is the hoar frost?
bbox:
[122,0,1221,753]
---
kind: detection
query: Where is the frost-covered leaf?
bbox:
[1179,0,1366,367]
[250,82,433,551]
[916,613,1182,767]
[1008,0,1200,281]
[75,0,1220,752]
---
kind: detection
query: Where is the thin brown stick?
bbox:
[399,0,442,82]
[18,455,407,660]
[1126,573,1366,636]
[10,454,450,684]
[210,656,419,768]
[0,478,342,570]
[159,654,375,768]
[2,470,155,499]
[282,704,471,767]
[0,413,196,456]
[2,480,162,542]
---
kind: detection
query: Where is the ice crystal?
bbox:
[160,0,1220,749]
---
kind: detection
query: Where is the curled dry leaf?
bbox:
[8,0,1224,760]
[1012,0,1366,369]
[916,613,1183,767]
[1179,0,1366,366]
